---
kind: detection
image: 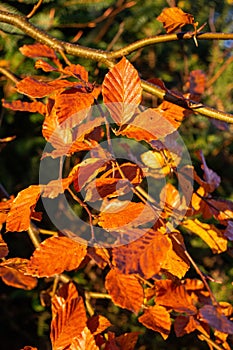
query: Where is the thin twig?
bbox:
[27,0,43,19]
[198,333,225,350]
[28,223,41,248]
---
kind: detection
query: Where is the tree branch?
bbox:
[0,9,233,123]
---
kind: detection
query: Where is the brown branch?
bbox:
[27,0,43,19]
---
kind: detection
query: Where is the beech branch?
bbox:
[0,10,233,123]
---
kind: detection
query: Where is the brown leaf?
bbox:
[156,99,189,129]
[224,221,233,241]
[51,282,87,350]
[0,258,37,290]
[188,70,206,96]
[63,64,89,81]
[42,177,73,199]
[27,237,87,277]
[102,57,142,125]
[155,279,197,315]
[35,59,58,72]
[70,327,99,350]
[87,315,111,335]
[21,347,38,350]
[20,43,57,59]
[85,178,132,202]
[6,185,41,232]
[138,305,171,340]
[115,332,140,350]
[87,246,110,269]
[157,7,196,34]
[113,229,171,278]
[199,305,233,334]
[118,108,175,142]
[98,202,158,229]
[0,234,9,258]
[105,268,144,313]
[2,99,46,115]
[182,218,228,254]
[174,315,197,337]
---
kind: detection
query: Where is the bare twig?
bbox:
[27,0,43,19]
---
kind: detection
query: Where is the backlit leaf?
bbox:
[35,59,58,72]
[70,327,99,350]
[105,268,144,313]
[27,236,87,277]
[6,185,41,232]
[20,43,57,59]
[155,279,197,315]
[2,99,46,115]
[63,64,89,81]
[0,258,37,290]
[87,315,111,335]
[199,305,233,334]
[0,234,9,258]
[182,218,227,254]
[102,57,142,125]
[115,332,140,350]
[157,7,197,34]
[138,305,171,339]
[51,282,87,350]
[188,70,206,96]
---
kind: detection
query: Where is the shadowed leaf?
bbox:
[199,305,233,334]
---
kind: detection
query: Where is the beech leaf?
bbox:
[115,332,140,350]
[0,234,9,258]
[20,43,57,59]
[105,269,144,313]
[87,315,111,335]
[70,327,99,350]
[200,305,233,334]
[27,236,87,277]
[102,57,142,125]
[157,7,197,34]
[2,99,46,115]
[138,305,171,340]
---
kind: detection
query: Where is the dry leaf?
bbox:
[199,305,233,334]
[105,269,144,313]
[174,315,197,337]
[87,315,111,335]
[157,7,197,34]
[0,234,9,258]
[70,327,99,350]
[27,236,87,277]
[138,305,171,339]
[115,332,140,350]
[20,43,57,59]
[102,57,142,125]
[2,99,46,115]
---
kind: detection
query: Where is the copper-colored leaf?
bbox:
[98,202,158,229]
[51,282,87,350]
[87,246,110,269]
[87,315,111,335]
[174,315,197,337]
[199,305,233,334]
[188,70,206,95]
[182,218,227,254]
[113,229,171,278]
[155,280,197,315]
[85,178,132,202]
[63,64,88,81]
[35,59,57,72]
[115,332,140,350]
[70,327,99,350]
[102,57,142,125]
[27,237,87,277]
[0,234,9,258]
[138,305,171,340]
[157,7,196,34]
[20,43,57,59]
[118,108,175,142]
[21,347,38,350]
[2,99,46,115]
[156,99,189,129]
[0,258,37,290]
[105,268,144,313]
[6,185,41,232]
[42,177,73,199]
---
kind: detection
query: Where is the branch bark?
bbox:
[0,9,233,123]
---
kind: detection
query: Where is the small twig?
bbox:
[27,0,43,19]
[0,67,20,84]
[198,332,225,350]
[86,291,112,300]
[28,223,41,248]
[206,56,233,88]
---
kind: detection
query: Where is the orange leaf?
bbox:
[87,315,111,335]
[155,279,197,315]
[188,70,206,96]
[156,99,189,129]
[27,237,87,277]
[157,7,196,34]
[105,268,144,313]
[87,246,110,269]
[118,108,175,141]
[70,327,99,350]
[199,305,233,334]
[63,64,89,81]
[2,99,46,115]
[102,57,142,125]
[0,258,37,290]
[42,177,73,199]
[85,178,132,202]
[182,218,228,254]
[6,185,41,232]
[21,347,38,350]
[98,202,158,229]
[20,43,57,59]
[35,59,58,72]
[174,315,197,337]
[51,282,87,350]
[113,229,171,278]
[0,234,8,258]
[138,305,171,340]
[115,332,140,350]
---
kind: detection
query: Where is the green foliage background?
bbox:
[0,1,233,349]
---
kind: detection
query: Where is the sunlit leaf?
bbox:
[70,327,99,350]
[6,185,41,232]
[87,246,110,269]
[87,315,111,335]
[0,258,37,290]
[188,70,206,96]
[105,268,144,313]
[155,279,197,315]
[138,305,171,340]
[35,59,58,72]
[102,57,142,125]
[20,43,57,59]
[27,237,87,277]
[42,177,73,199]
[182,218,228,254]
[157,7,197,33]
[2,99,46,115]
[115,332,140,350]
[0,234,8,258]
[63,64,89,81]
[199,305,233,334]
[51,282,87,350]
